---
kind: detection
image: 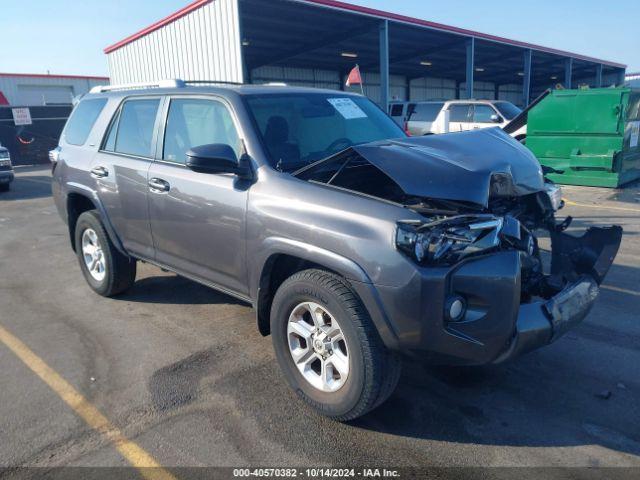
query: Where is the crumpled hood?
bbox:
[350,128,545,207]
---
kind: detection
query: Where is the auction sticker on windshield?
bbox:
[328,98,367,120]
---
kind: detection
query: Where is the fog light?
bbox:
[445,296,466,322]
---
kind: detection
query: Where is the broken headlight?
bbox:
[396,215,504,266]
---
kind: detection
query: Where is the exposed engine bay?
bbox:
[295,129,623,304]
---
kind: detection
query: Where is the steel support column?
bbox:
[564,58,573,89]
[465,38,475,99]
[523,49,532,106]
[379,20,389,111]
[596,64,603,87]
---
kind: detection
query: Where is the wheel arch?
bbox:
[252,238,399,349]
[65,184,127,256]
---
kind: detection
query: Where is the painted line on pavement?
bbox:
[0,323,176,480]
[563,199,640,214]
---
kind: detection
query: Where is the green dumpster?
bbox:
[525,87,640,187]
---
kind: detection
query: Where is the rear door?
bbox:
[147,95,249,296]
[91,96,163,259]
[447,104,472,132]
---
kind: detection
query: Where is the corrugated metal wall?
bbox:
[251,66,341,90]
[410,77,457,101]
[251,67,473,105]
[0,76,105,106]
[107,0,243,84]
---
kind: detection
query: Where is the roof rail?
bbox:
[90,79,185,94]
[183,80,245,86]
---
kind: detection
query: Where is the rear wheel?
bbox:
[270,269,401,421]
[74,210,136,297]
[0,183,9,192]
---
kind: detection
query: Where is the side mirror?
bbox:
[491,114,502,123]
[186,144,251,178]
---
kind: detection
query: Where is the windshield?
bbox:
[493,101,522,120]
[244,93,405,171]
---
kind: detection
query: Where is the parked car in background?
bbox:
[406,99,524,137]
[52,81,621,421]
[0,145,14,191]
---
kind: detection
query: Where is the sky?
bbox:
[0,0,638,76]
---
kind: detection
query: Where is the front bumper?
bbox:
[373,225,622,365]
[0,170,14,184]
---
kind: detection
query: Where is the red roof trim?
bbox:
[103,0,626,69]
[0,72,108,80]
[104,0,212,54]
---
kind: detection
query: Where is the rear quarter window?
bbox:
[410,103,444,122]
[390,104,405,117]
[63,98,108,146]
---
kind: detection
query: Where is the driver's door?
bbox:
[147,95,249,296]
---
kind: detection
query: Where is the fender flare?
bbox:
[65,182,128,257]
[252,237,400,349]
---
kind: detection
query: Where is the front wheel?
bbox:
[270,269,401,421]
[74,210,136,297]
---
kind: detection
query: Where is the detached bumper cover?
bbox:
[494,276,599,363]
[373,225,622,365]
[495,225,622,363]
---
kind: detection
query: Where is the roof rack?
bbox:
[90,78,252,94]
[90,79,186,93]
[183,80,245,86]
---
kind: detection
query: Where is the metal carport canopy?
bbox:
[105,0,627,107]
[239,0,626,107]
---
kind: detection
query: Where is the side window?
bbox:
[448,104,471,123]
[474,105,498,123]
[163,98,241,164]
[64,98,108,146]
[411,103,444,122]
[103,98,160,157]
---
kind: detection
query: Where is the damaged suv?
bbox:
[52,83,622,421]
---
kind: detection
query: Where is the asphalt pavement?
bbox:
[1,166,639,477]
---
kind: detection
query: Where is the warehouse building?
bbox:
[0,74,107,165]
[104,0,625,108]
[0,73,108,106]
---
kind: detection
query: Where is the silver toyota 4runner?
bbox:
[51,80,622,421]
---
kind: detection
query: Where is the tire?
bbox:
[270,269,401,421]
[74,210,136,297]
[0,183,9,192]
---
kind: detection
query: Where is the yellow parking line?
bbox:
[563,199,640,214]
[0,324,176,480]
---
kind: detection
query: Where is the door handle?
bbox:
[90,166,109,178]
[148,178,171,193]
